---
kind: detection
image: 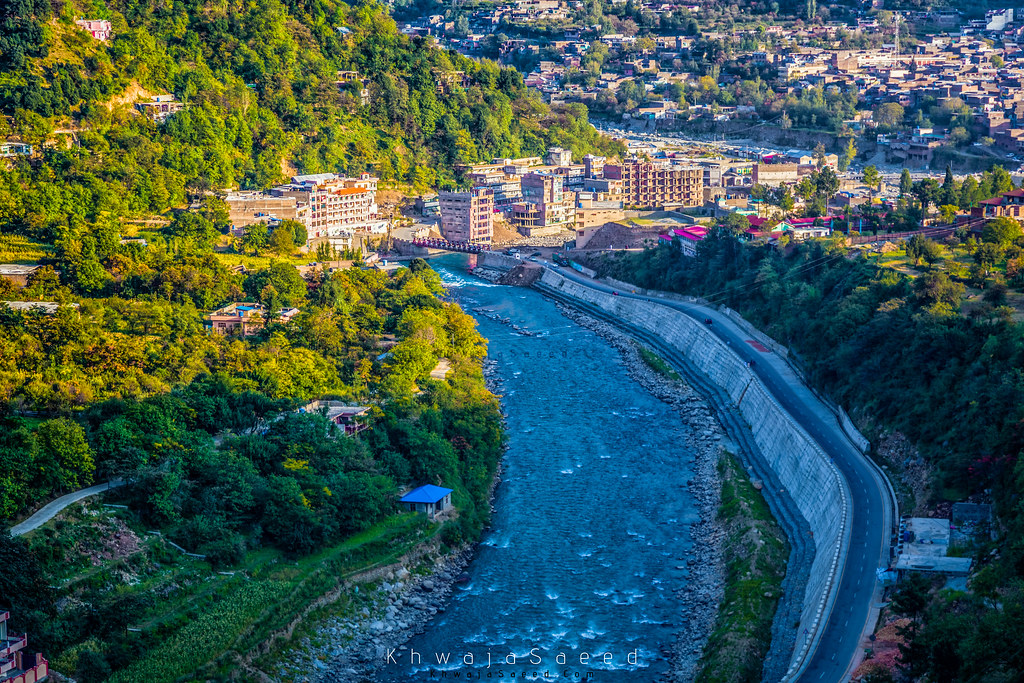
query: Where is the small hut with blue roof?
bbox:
[399,485,453,518]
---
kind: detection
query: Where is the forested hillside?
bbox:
[0,0,620,242]
[0,0,555,677]
[596,235,1024,682]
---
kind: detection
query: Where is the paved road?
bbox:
[544,263,893,683]
[10,480,125,537]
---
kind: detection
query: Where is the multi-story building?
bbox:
[583,154,606,178]
[603,161,703,209]
[465,170,523,210]
[511,173,575,236]
[545,146,572,166]
[752,163,800,187]
[439,187,495,244]
[971,188,1024,219]
[0,609,48,683]
[270,173,384,246]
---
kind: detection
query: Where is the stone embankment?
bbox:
[556,303,725,681]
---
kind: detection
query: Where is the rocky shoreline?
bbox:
[297,547,474,683]
[554,303,726,682]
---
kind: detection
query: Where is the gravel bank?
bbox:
[555,303,726,682]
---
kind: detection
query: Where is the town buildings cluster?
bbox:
[226,173,386,253]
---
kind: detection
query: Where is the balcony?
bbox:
[0,634,27,657]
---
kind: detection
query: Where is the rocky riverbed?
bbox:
[555,303,726,683]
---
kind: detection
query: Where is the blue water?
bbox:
[375,255,698,681]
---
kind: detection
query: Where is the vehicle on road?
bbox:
[704,318,713,325]
[745,359,756,367]
[612,291,619,296]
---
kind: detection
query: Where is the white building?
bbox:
[270,173,385,246]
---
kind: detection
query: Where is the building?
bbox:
[439,187,494,244]
[752,163,800,187]
[300,401,371,436]
[583,154,605,178]
[270,173,383,246]
[225,191,308,228]
[1,301,78,314]
[659,226,709,257]
[893,517,972,576]
[511,173,575,236]
[465,170,523,210]
[334,71,370,106]
[603,161,703,209]
[206,302,300,336]
[135,94,184,122]
[778,216,836,240]
[0,265,42,288]
[0,142,32,159]
[971,188,1024,219]
[415,194,440,217]
[545,146,572,166]
[399,485,453,519]
[0,609,49,683]
[74,18,112,40]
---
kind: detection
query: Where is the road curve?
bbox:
[10,480,125,537]
[544,263,893,683]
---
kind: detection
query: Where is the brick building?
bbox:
[602,161,703,208]
[439,187,495,244]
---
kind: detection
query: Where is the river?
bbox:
[375,254,701,681]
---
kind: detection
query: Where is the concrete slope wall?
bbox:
[539,268,851,679]
[476,251,522,271]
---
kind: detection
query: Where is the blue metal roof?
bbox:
[400,485,453,504]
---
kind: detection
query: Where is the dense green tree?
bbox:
[35,418,96,492]
[982,217,1023,247]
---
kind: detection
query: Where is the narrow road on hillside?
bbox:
[10,480,125,537]
[544,263,892,683]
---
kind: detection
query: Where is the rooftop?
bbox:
[400,484,453,504]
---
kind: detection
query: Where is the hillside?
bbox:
[0,0,571,678]
[592,233,1024,682]
[0,0,621,241]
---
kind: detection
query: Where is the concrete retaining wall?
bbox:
[476,251,521,271]
[538,268,851,680]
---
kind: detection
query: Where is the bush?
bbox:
[201,536,247,569]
